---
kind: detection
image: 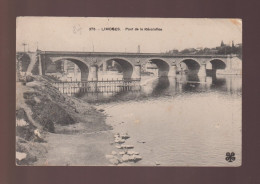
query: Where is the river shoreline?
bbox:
[16,74,241,166]
[16,76,116,166]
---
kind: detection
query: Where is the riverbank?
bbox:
[16,75,113,165]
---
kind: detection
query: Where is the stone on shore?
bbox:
[122,154,130,162]
[121,144,134,149]
[121,154,142,162]
[16,118,28,127]
[111,151,117,155]
[127,150,139,155]
[98,109,105,112]
[114,133,130,140]
[121,134,130,139]
[119,151,126,155]
[129,155,142,162]
[137,140,146,143]
[155,161,160,166]
[133,155,142,161]
[114,138,125,143]
[109,158,119,165]
[115,145,122,149]
[16,152,27,161]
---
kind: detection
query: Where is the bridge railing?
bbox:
[52,78,141,95]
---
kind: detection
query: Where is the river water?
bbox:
[80,74,242,166]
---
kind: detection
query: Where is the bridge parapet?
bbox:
[16,51,241,80]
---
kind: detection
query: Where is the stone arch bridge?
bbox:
[16,51,242,81]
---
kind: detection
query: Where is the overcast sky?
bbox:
[16,17,242,53]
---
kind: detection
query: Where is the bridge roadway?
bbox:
[16,51,241,81]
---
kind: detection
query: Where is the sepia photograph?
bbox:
[16,17,242,166]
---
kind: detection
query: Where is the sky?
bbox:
[16,17,242,53]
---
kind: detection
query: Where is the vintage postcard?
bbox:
[16,17,242,166]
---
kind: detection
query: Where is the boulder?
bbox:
[155,161,160,166]
[114,138,125,143]
[133,155,142,161]
[16,152,27,161]
[122,154,130,162]
[114,134,120,138]
[115,145,122,149]
[121,144,134,149]
[121,133,130,139]
[111,151,117,155]
[109,158,119,165]
[126,155,142,162]
[16,118,28,127]
[119,151,126,155]
[127,151,139,155]
[137,140,146,143]
[34,129,42,138]
[128,155,135,161]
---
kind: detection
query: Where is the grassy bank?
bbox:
[16,76,112,165]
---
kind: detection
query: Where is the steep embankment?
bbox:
[16,76,112,165]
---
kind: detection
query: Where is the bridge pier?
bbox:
[168,64,177,77]
[88,65,98,92]
[38,55,43,75]
[198,75,207,83]
[103,61,107,72]
[89,65,98,81]
[198,63,206,77]
[226,55,232,70]
[132,65,141,79]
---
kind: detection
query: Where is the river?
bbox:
[80,74,242,166]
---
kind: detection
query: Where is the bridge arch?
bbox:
[144,58,170,77]
[178,58,201,75]
[99,58,134,79]
[208,59,226,69]
[50,57,89,81]
[206,59,226,75]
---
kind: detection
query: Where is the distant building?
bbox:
[232,41,235,48]
[221,40,225,47]
[196,47,204,51]
[168,49,179,54]
[208,49,218,54]
[235,43,242,47]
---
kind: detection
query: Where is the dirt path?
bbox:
[35,130,115,166]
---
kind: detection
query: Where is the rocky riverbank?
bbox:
[16,75,113,165]
[105,133,143,165]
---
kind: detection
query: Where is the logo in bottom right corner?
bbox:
[226,152,236,162]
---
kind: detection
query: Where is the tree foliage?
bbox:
[165,43,242,57]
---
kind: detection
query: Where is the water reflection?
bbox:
[79,74,242,104]
[151,77,170,96]
[83,74,241,166]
